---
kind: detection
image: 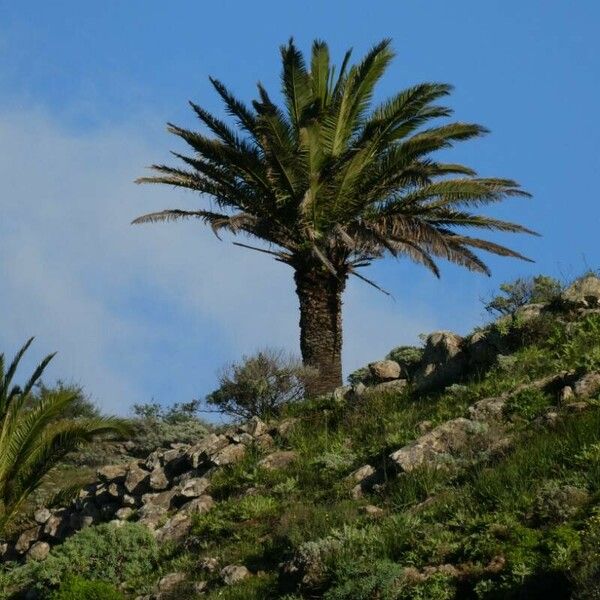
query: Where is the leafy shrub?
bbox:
[531,482,589,524]
[206,348,315,420]
[27,523,158,593]
[483,275,562,317]
[52,576,124,600]
[131,400,211,454]
[385,346,424,377]
[503,388,550,421]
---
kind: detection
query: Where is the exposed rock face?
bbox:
[369,360,402,382]
[562,275,600,308]
[573,372,600,399]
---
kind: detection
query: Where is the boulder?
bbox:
[115,507,134,520]
[221,564,251,585]
[369,360,401,382]
[370,379,408,394]
[573,372,600,399]
[210,443,246,466]
[179,477,210,498]
[33,508,51,525]
[468,397,506,422]
[97,464,127,482]
[158,572,186,593]
[186,434,230,468]
[179,495,214,516]
[332,385,352,402]
[361,505,384,517]
[43,514,68,540]
[347,464,376,484]
[390,418,484,472]
[149,466,169,491]
[241,416,269,437]
[26,541,50,562]
[258,450,297,471]
[275,418,299,438]
[562,275,600,308]
[156,512,192,543]
[413,331,467,391]
[514,303,545,321]
[124,463,150,495]
[15,527,41,554]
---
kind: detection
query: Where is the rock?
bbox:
[115,507,134,520]
[562,275,600,308]
[43,514,67,540]
[186,434,230,468]
[558,386,575,404]
[221,564,251,585]
[390,418,485,472]
[514,303,545,321]
[179,495,214,515]
[347,464,376,483]
[467,329,505,371]
[242,416,269,437]
[193,581,208,594]
[370,379,408,394]
[417,421,434,434]
[179,477,210,498]
[352,382,367,398]
[156,512,192,543]
[200,557,219,572]
[122,494,138,507]
[369,360,401,382]
[332,385,352,402]
[158,572,186,593]
[573,372,600,399]
[97,464,127,482]
[258,450,297,471]
[124,463,150,494]
[566,401,589,413]
[15,527,41,554]
[254,433,275,449]
[142,489,177,511]
[361,505,384,517]
[26,541,50,562]
[145,450,163,472]
[413,331,467,391]
[149,466,169,491]
[468,397,506,421]
[275,418,299,438]
[227,431,254,445]
[210,443,246,466]
[33,508,51,525]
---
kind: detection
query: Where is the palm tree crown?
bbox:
[134,39,535,394]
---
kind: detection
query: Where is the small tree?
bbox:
[484,275,562,317]
[206,348,314,420]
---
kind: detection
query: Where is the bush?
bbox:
[484,275,562,317]
[27,523,159,593]
[52,576,124,600]
[206,348,315,420]
[131,400,211,454]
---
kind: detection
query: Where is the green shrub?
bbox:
[484,275,562,317]
[52,576,124,600]
[503,388,550,421]
[28,523,159,593]
[385,346,424,378]
[207,348,314,420]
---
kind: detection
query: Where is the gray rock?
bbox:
[573,372,600,399]
[258,450,297,470]
[468,397,506,421]
[369,360,401,382]
[33,508,51,525]
[332,385,352,402]
[413,331,467,391]
[221,564,250,585]
[558,386,575,404]
[370,379,408,394]
[361,505,384,517]
[97,464,127,482]
[242,416,269,437]
[562,275,600,308]
[347,464,375,483]
[275,418,299,438]
[43,514,67,540]
[514,303,545,321]
[254,433,275,449]
[390,418,485,472]
[179,495,214,515]
[124,463,150,495]
[26,541,50,562]
[156,512,192,543]
[210,443,246,466]
[186,434,230,468]
[158,572,186,593]
[179,477,210,498]
[115,507,134,520]
[149,466,169,491]
[15,527,41,553]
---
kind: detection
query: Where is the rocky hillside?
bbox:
[2,275,600,599]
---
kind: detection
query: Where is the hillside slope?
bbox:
[2,276,600,599]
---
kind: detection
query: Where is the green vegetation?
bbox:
[0,339,130,536]
[51,577,125,600]
[207,348,313,420]
[134,38,533,396]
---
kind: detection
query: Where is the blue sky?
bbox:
[1,1,599,415]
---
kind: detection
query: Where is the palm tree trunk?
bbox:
[294,266,346,396]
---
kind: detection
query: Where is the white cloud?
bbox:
[0,107,439,413]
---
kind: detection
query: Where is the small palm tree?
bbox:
[0,338,129,535]
[134,39,535,395]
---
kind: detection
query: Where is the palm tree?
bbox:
[134,39,535,396]
[0,338,130,535]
